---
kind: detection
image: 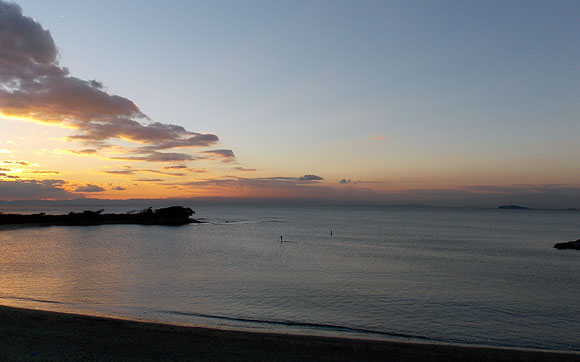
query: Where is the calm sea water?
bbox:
[0,205,579,350]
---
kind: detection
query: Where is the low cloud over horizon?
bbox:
[2,178,580,209]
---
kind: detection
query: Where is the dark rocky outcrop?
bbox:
[0,206,199,227]
[554,239,580,250]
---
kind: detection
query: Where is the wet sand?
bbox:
[1,306,578,362]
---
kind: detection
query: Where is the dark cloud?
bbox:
[88,79,103,89]
[74,184,105,193]
[201,149,236,162]
[0,179,75,200]
[136,132,219,151]
[111,151,199,162]
[104,170,135,175]
[163,165,188,169]
[132,178,163,182]
[298,174,323,182]
[339,178,350,184]
[0,2,58,77]
[0,167,9,171]
[112,186,126,191]
[0,2,222,162]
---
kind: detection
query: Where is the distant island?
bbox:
[498,205,529,210]
[497,205,579,211]
[0,206,199,227]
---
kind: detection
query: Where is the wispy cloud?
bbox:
[234,167,257,172]
[339,178,388,185]
[68,149,98,155]
[176,174,325,188]
[103,167,185,177]
[0,1,223,162]
[201,149,236,162]
[25,170,60,174]
[162,165,206,173]
[368,135,388,142]
[163,165,188,170]
[1,160,31,166]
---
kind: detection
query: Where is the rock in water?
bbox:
[554,239,580,250]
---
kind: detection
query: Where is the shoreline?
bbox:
[1,305,579,361]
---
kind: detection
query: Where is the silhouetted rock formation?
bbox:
[498,205,530,210]
[0,206,198,227]
[554,239,580,250]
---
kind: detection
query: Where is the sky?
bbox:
[0,0,579,207]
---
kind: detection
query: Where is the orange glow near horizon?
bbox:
[2,103,580,204]
[0,112,76,129]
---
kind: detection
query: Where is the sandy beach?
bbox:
[0,306,578,362]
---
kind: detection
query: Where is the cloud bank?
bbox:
[0,179,74,200]
[0,1,229,162]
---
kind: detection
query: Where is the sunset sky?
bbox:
[1,0,579,207]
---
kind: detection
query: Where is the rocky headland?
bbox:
[0,206,199,227]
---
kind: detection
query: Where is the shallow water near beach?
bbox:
[0,205,579,351]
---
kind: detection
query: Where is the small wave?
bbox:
[197,219,283,225]
[0,295,65,305]
[157,309,430,341]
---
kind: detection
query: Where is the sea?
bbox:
[0,205,579,351]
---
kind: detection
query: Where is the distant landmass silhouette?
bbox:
[498,205,530,210]
[0,206,198,227]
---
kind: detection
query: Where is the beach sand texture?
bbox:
[1,306,579,362]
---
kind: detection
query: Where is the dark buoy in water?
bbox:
[330,230,333,236]
[280,236,283,242]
